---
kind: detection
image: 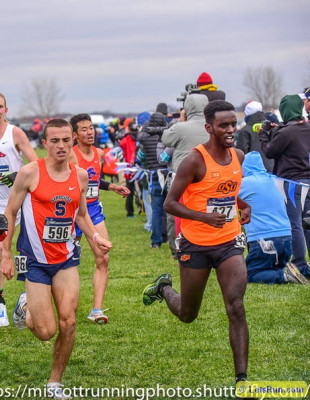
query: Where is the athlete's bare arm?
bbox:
[164,151,226,228]
[233,148,251,224]
[0,162,39,279]
[75,167,112,253]
[97,147,130,197]
[13,126,38,162]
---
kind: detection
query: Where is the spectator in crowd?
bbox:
[137,112,168,248]
[259,94,310,279]
[239,152,308,285]
[196,72,226,101]
[162,94,209,238]
[136,111,152,232]
[236,101,274,172]
[299,87,310,121]
[119,118,138,218]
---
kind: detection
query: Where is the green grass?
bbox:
[1,148,310,399]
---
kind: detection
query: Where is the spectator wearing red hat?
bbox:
[196,72,226,102]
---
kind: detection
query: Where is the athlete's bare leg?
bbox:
[49,267,80,383]
[216,255,249,376]
[25,280,57,340]
[162,266,211,323]
[84,220,109,310]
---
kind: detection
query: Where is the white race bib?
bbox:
[207,197,236,222]
[86,181,99,199]
[15,256,28,274]
[43,217,72,243]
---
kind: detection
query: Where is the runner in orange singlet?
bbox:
[69,114,129,324]
[143,100,251,385]
[0,119,112,398]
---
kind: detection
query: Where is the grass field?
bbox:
[1,149,309,399]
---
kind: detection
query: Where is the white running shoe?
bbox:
[0,303,9,327]
[47,383,71,399]
[87,308,109,324]
[12,292,27,330]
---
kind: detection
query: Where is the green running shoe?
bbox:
[142,273,172,306]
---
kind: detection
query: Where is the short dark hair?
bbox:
[70,113,92,133]
[43,118,72,139]
[204,100,235,124]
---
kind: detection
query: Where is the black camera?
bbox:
[262,120,272,131]
[146,126,167,136]
[177,83,201,104]
[302,210,310,230]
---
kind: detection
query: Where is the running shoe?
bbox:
[142,273,172,306]
[47,382,71,399]
[12,292,27,330]
[87,308,109,324]
[0,303,9,327]
[284,262,308,285]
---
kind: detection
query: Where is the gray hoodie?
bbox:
[162,94,209,171]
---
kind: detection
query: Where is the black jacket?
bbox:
[236,111,274,172]
[259,120,310,180]
[138,113,168,173]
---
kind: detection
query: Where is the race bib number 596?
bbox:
[43,217,72,243]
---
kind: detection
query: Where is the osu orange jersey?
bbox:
[17,158,81,264]
[181,144,242,246]
[73,145,101,203]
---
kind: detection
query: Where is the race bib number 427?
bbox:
[206,197,236,222]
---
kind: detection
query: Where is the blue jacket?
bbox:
[239,151,291,242]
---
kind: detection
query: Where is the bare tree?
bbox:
[21,77,64,118]
[243,65,283,110]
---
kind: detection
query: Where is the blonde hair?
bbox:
[0,93,8,123]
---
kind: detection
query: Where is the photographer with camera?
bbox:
[196,72,226,102]
[258,94,310,279]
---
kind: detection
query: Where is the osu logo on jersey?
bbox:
[216,180,237,194]
[0,152,6,158]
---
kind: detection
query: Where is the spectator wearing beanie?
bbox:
[236,100,274,172]
[196,72,226,102]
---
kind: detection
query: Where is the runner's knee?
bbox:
[226,298,246,320]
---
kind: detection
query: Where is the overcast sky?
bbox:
[2,0,309,118]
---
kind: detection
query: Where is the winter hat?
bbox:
[197,72,213,87]
[299,87,310,100]
[279,95,303,123]
[137,111,151,126]
[148,112,167,127]
[244,101,263,117]
[156,103,168,115]
[118,116,126,125]
[124,118,134,129]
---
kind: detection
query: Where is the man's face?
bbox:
[42,126,73,161]
[74,119,95,144]
[205,110,237,148]
[0,96,8,123]
[304,98,310,113]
